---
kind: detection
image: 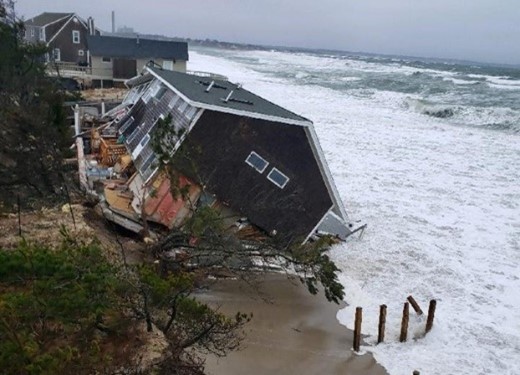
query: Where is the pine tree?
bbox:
[0,2,71,207]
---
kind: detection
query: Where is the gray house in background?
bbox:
[24,12,100,64]
[86,35,188,87]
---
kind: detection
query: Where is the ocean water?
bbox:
[188,46,520,375]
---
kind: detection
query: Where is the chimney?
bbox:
[87,16,95,35]
[111,11,115,33]
[136,34,140,45]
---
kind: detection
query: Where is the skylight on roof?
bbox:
[245,151,268,173]
[267,168,289,189]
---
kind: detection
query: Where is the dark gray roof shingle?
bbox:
[25,12,72,27]
[87,35,189,61]
[147,67,309,123]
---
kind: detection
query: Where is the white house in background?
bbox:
[86,35,189,87]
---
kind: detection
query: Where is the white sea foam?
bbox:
[189,48,520,375]
[443,77,481,85]
[466,74,520,90]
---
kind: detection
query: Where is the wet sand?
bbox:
[197,273,388,375]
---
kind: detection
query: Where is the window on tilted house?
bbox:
[245,151,269,173]
[102,57,111,63]
[169,95,180,109]
[72,30,80,44]
[267,168,290,189]
[154,85,167,101]
[119,116,134,134]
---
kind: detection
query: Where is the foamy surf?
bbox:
[188,47,520,375]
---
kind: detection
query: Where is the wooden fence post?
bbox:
[400,302,409,342]
[425,299,437,333]
[353,307,363,352]
[407,295,424,315]
[377,304,387,344]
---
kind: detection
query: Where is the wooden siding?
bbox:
[175,111,333,244]
[44,17,70,42]
[47,17,89,63]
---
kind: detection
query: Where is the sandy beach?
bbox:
[197,273,388,375]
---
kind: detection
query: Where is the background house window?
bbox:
[72,30,80,44]
[52,48,61,62]
[39,28,44,41]
[245,151,269,173]
[162,60,174,70]
[267,168,289,189]
[102,57,111,63]
[30,28,34,37]
[78,49,84,56]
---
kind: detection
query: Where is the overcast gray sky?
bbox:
[14,0,520,64]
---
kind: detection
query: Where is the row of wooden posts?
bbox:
[353,296,437,352]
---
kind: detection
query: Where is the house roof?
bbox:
[25,12,72,27]
[87,35,189,61]
[147,66,310,123]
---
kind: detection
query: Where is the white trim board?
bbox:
[302,206,333,244]
[47,13,87,45]
[305,124,349,222]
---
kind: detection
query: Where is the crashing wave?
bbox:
[423,107,455,118]
[404,98,456,118]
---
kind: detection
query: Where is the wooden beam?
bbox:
[353,307,363,352]
[426,299,437,333]
[400,302,409,342]
[407,295,424,315]
[377,304,387,344]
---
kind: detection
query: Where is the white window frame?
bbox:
[132,134,151,159]
[127,123,145,144]
[30,28,35,37]
[267,167,290,189]
[169,95,180,109]
[53,48,61,62]
[245,151,269,173]
[154,85,167,101]
[119,116,135,134]
[39,28,45,41]
[72,30,80,44]
[184,106,197,120]
[178,101,188,113]
[142,88,153,103]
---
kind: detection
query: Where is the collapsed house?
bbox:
[78,65,351,245]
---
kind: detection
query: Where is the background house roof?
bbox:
[25,12,72,27]
[148,66,309,123]
[87,35,189,61]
